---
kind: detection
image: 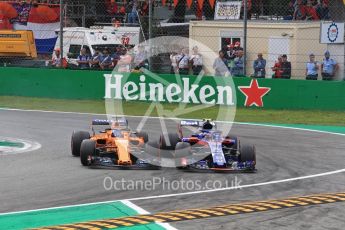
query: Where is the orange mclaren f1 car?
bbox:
[71,118,159,169]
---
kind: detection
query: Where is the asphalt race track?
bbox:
[1,109,345,230]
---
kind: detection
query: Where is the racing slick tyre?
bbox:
[160,133,180,150]
[71,131,90,157]
[80,140,96,166]
[137,131,149,143]
[239,144,256,162]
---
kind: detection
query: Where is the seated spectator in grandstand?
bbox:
[99,49,113,70]
[232,50,245,77]
[321,51,338,81]
[170,50,179,74]
[177,48,190,75]
[77,48,90,69]
[303,0,319,20]
[12,0,30,25]
[305,53,319,80]
[293,0,307,20]
[271,55,283,78]
[213,50,229,77]
[316,0,330,20]
[139,0,149,17]
[281,54,291,79]
[133,45,148,70]
[90,50,101,69]
[127,0,139,24]
[112,46,122,67]
[107,0,118,15]
[117,48,132,72]
[253,53,266,78]
[189,46,203,75]
[241,0,252,19]
[51,48,62,68]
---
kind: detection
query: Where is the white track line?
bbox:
[121,200,178,230]
[0,107,345,218]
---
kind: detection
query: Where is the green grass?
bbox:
[1,96,345,126]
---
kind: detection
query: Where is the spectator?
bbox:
[316,0,330,20]
[170,50,179,74]
[99,49,112,70]
[177,48,190,75]
[232,50,245,77]
[117,48,132,72]
[281,54,291,79]
[253,53,266,78]
[305,53,319,80]
[107,0,118,15]
[133,45,148,70]
[127,0,138,24]
[271,55,283,78]
[90,50,100,69]
[51,48,62,67]
[293,0,307,20]
[321,51,338,81]
[213,50,229,77]
[112,46,122,67]
[189,46,203,75]
[241,0,252,19]
[225,43,236,74]
[77,48,90,69]
[304,0,319,20]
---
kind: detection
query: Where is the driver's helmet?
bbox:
[202,121,213,130]
[111,121,120,129]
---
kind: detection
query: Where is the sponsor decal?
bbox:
[238,79,271,107]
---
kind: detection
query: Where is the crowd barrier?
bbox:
[1,67,344,111]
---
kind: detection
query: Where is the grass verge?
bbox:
[1,96,345,126]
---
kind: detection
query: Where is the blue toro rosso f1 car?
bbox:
[156,119,256,172]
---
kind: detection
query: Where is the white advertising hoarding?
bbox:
[214,1,242,20]
[320,22,344,44]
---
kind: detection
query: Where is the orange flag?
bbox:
[208,0,216,9]
[173,0,179,7]
[161,0,166,6]
[187,0,193,8]
[197,0,204,10]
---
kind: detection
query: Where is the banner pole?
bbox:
[243,0,248,76]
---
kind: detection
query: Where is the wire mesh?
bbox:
[0,0,344,79]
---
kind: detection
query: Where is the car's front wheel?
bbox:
[80,140,96,166]
[239,144,256,162]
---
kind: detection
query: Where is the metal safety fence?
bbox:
[0,0,344,80]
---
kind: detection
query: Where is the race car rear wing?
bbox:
[180,119,216,128]
[92,118,128,127]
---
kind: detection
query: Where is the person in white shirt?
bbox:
[170,51,179,74]
[305,53,319,80]
[177,48,190,75]
[189,46,203,75]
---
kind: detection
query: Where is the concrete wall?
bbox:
[190,21,329,79]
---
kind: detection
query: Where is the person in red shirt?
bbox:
[271,55,283,78]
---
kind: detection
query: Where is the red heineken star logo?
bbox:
[238,79,271,107]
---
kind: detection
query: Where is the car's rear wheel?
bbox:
[136,131,149,143]
[239,144,256,162]
[80,140,96,166]
[71,131,90,156]
[160,133,180,150]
